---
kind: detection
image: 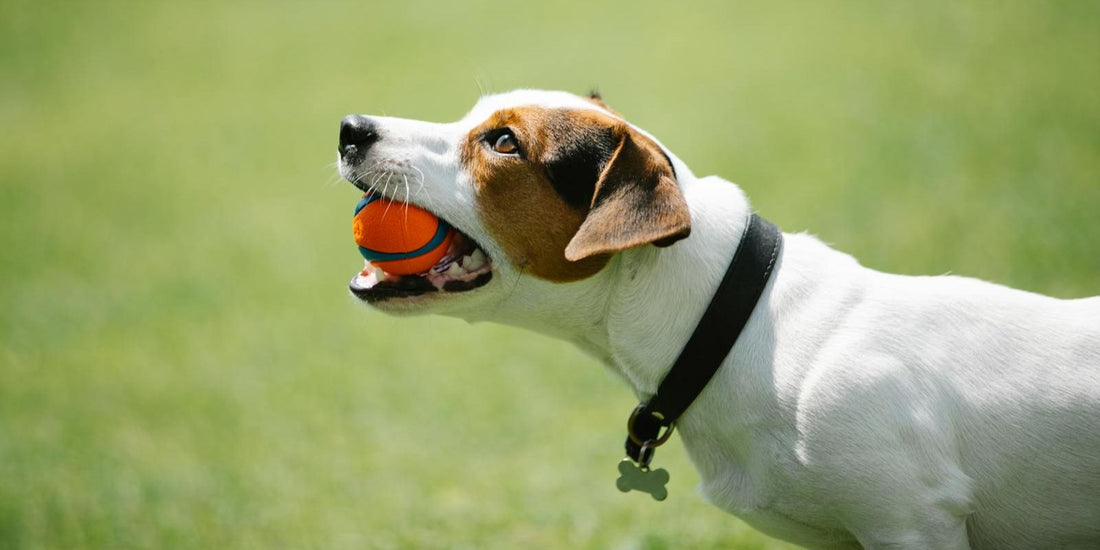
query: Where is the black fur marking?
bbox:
[544,124,618,210]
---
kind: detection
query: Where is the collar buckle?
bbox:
[625,405,675,467]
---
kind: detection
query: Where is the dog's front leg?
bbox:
[794,356,975,550]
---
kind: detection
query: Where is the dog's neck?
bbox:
[604,177,753,396]
[459,174,754,398]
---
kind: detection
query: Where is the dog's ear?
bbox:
[586,90,621,117]
[564,127,691,262]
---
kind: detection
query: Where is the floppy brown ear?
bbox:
[564,128,691,262]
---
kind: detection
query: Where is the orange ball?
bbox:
[353,193,454,275]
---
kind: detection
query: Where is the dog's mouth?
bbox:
[348,217,493,303]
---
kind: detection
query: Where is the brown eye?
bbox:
[491,131,519,155]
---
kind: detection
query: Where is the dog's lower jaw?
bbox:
[355,284,495,317]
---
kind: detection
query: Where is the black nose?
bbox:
[339,115,379,158]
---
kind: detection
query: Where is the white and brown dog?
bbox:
[337,89,1100,549]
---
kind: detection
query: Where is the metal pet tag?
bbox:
[615,458,669,501]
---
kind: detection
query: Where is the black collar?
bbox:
[624,213,782,466]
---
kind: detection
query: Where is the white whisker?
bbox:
[324,169,346,188]
[380,174,396,218]
[402,174,412,229]
[410,165,439,214]
[369,170,386,192]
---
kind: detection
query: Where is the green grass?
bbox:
[1,1,1097,548]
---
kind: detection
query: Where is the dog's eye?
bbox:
[490,130,520,155]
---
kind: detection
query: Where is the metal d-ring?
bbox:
[637,440,658,469]
[626,404,676,448]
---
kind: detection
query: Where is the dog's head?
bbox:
[338,90,691,315]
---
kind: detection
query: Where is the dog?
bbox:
[337,89,1100,549]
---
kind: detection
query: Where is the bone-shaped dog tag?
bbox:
[615,458,669,501]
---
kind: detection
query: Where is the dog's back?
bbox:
[760,240,1100,548]
[862,275,1100,548]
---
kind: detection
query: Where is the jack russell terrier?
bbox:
[336,89,1100,549]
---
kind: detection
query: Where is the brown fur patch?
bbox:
[461,106,690,283]
[462,107,610,282]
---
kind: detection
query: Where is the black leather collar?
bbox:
[624,213,782,465]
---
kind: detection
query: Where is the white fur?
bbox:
[340,90,1100,549]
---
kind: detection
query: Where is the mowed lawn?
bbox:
[1,2,1097,548]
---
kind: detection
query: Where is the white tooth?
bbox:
[446,262,464,277]
[373,266,386,280]
[466,249,486,270]
[355,269,378,288]
[460,254,474,269]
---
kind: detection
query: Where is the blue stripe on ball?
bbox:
[357,219,453,262]
[353,193,381,216]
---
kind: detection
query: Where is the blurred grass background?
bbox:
[1,1,1097,548]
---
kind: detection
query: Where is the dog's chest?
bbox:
[679,425,853,547]
[665,347,861,547]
